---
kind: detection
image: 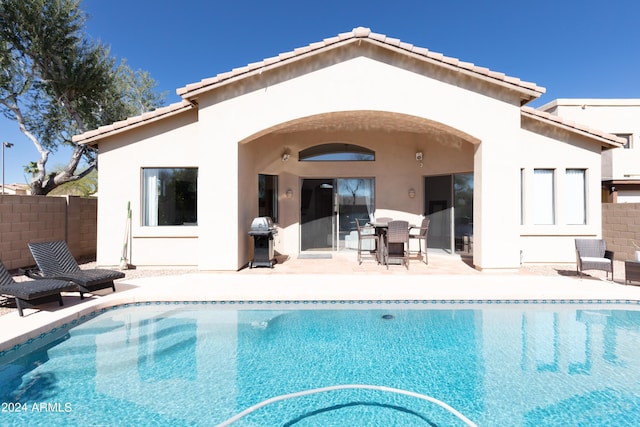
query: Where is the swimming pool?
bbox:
[1,300,640,426]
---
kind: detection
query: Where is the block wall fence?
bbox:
[602,202,640,262]
[0,195,97,271]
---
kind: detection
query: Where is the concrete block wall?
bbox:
[0,195,97,271]
[602,202,640,261]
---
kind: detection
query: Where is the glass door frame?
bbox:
[300,177,375,253]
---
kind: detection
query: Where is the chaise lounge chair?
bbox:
[0,261,76,317]
[575,238,614,280]
[28,241,125,299]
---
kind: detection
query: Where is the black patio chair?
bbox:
[0,261,76,316]
[28,241,124,299]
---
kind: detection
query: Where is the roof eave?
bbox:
[73,101,196,146]
[521,107,624,148]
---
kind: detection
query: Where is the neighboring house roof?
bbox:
[177,27,546,101]
[73,100,195,145]
[521,106,625,148]
[538,98,640,111]
[0,183,31,195]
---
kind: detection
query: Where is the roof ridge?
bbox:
[176,27,546,98]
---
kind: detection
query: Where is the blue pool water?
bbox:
[1,301,640,426]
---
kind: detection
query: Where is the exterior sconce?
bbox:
[286,189,293,198]
[408,188,416,199]
[282,149,291,162]
[416,151,423,168]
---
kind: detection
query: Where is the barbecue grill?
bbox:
[248,216,278,268]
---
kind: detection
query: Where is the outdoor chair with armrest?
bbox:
[355,219,379,264]
[0,261,76,317]
[28,241,124,299]
[575,238,614,280]
[409,218,430,264]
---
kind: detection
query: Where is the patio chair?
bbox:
[409,218,430,264]
[385,220,410,270]
[28,241,125,299]
[374,217,393,225]
[0,261,76,317]
[355,219,379,264]
[575,239,614,280]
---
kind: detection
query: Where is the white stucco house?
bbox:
[539,99,640,203]
[73,27,623,271]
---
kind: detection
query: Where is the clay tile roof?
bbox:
[176,27,546,99]
[521,106,626,147]
[73,100,195,145]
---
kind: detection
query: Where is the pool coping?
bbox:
[2,271,640,353]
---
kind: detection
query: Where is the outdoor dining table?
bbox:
[369,221,416,264]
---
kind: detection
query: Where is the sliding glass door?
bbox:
[300,178,374,252]
[424,173,473,254]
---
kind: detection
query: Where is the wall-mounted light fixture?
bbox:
[282,148,291,162]
[286,189,293,198]
[408,188,416,199]
[416,151,423,168]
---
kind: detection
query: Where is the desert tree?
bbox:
[0,0,164,195]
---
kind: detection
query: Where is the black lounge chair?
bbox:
[0,261,76,317]
[28,241,125,299]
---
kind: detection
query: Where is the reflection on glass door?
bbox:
[300,178,375,252]
[454,173,473,254]
[424,175,452,253]
[337,178,375,251]
[424,173,473,254]
[300,179,335,251]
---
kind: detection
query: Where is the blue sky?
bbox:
[2,0,639,185]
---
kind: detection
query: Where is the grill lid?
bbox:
[249,216,277,235]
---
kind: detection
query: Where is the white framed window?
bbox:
[614,133,632,149]
[533,169,555,225]
[520,168,524,225]
[142,168,198,226]
[565,169,586,225]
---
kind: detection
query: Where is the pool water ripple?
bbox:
[1,303,640,426]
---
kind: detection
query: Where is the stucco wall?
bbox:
[518,116,604,263]
[94,109,200,268]
[602,202,640,261]
[196,45,525,270]
[0,195,97,270]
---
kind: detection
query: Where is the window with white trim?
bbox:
[614,133,632,149]
[142,168,198,226]
[565,169,586,225]
[533,169,555,225]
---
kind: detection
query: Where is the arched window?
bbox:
[299,143,375,161]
